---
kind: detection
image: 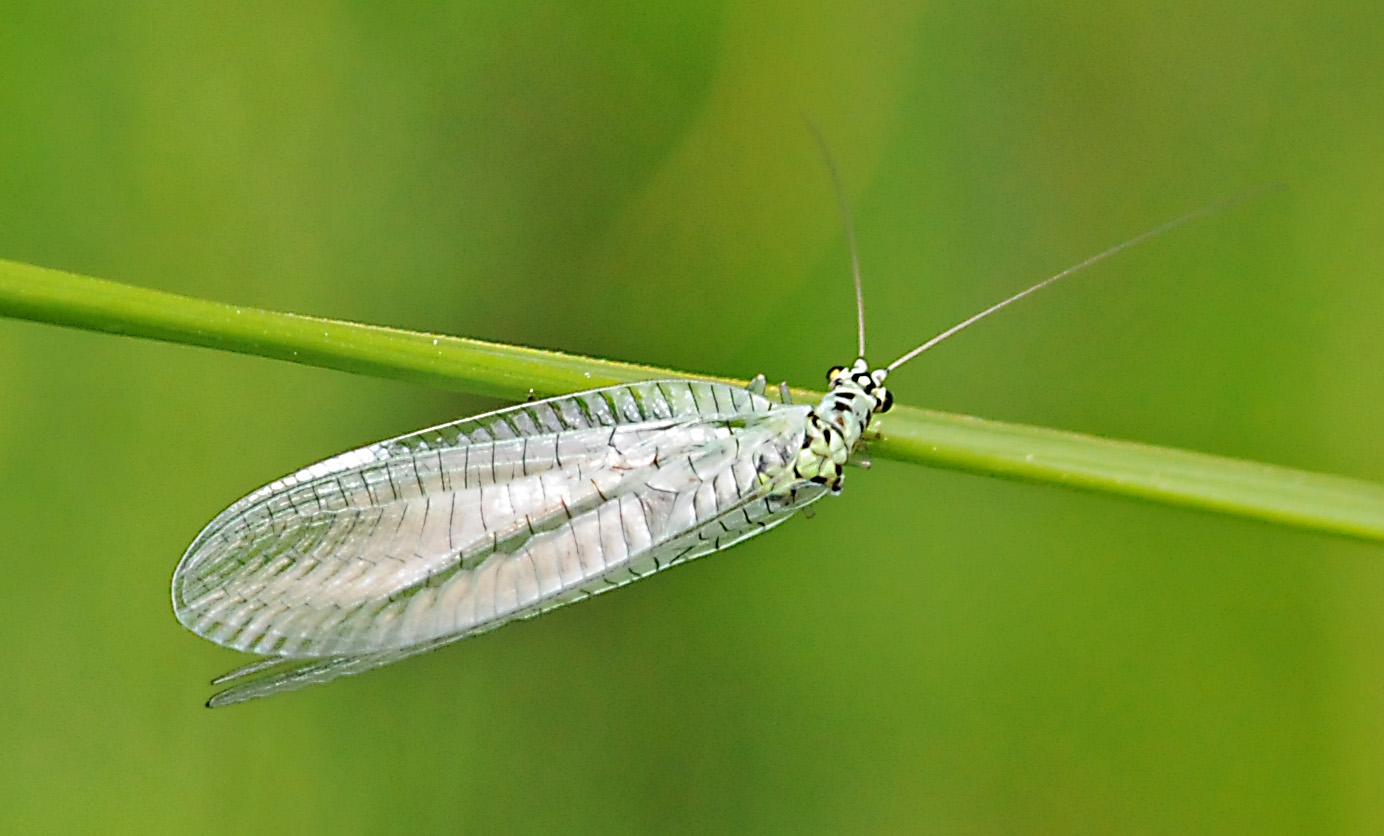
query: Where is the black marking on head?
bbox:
[877,389,894,413]
[827,366,846,384]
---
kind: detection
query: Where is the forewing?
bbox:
[201,408,826,707]
[173,381,788,662]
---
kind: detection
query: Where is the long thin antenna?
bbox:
[885,186,1282,373]
[806,120,867,359]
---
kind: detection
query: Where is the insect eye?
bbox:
[827,366,845,383]
[877,389,894,413]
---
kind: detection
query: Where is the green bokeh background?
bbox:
[2,2,1382,832]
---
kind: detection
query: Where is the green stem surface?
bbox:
[3,257,1382,544]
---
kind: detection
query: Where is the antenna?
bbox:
[806,120,868,360]
[885,186,1283,373]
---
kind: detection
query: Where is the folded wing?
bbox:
[174,381,822,696]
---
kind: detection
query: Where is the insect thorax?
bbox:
[791,358,892,494]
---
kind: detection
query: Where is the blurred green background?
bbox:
[2,1,1382,833]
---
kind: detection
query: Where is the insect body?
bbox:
[173,192,1231,706]
[174,363,891,706]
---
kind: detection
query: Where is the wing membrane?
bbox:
[174,381,820,702]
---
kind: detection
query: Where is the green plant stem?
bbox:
[3,257,1382,544]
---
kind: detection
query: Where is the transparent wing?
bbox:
[174,381,824,704]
